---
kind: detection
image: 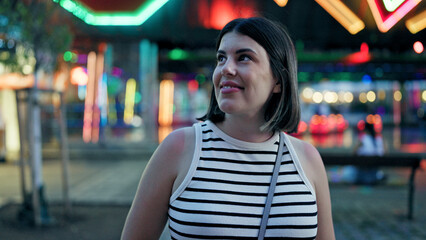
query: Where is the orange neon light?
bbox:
[406,9,426,34]
[315,0,365,35]
[158,125,173,143]
[91,52,104,143]
[0,73,34,89]
[82,51,96,143]
[158,80,174,126]
[367,0,422,33]
[274,0,289,7]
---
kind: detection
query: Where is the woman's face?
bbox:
[213,31,280,119]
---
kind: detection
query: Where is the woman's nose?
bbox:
[221,60,237,76]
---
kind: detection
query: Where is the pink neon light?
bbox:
[368,0,421,32]
[383,0,420,30]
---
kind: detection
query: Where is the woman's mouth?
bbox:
[220,81,244,93]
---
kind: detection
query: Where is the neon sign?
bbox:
[52,0,169,26]
[313,0,423,34]
[383,0,406,11]
[315,0,365,35]
[367,0,422,32]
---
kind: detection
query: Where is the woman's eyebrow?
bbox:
[235,48,256,54]
[216,48,257,55]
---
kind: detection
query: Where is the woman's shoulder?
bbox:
[158,126,196,156]
[285,133,325,189]
[286,134,322,164]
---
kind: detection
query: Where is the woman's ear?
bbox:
[273,81,281,93]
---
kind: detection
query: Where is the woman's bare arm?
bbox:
[121,128,190,240]
[308,146,335,240]
[288,136,335,240]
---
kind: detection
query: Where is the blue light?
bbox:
[362,74,372,84]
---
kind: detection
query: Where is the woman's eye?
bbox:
[217,55,226,62]
[238,55,251,61]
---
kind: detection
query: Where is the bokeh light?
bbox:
[312,91,323,103]
[394,90,402,102]
[367,91,376,102]
[359,92,367,103]
[413,41,424,54]
[70,66,88,86]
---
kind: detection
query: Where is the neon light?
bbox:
[158,80,174,126]
[124,78,137,124]
[406,10,426,34]
[274,0,289,7]
[367,0,422,32]
[82,51,96,143]
[343,42,371,64]
[315,0,365,35]
[52,0,169,26]
[158,125,173,143]
[90,52,104,143]
[383,0,405,12]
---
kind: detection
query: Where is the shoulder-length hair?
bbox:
[197,17,300,133]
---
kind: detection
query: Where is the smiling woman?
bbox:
[212,31,281,124]
[121,17,335,240]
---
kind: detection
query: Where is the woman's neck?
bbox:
[215,115,274,143]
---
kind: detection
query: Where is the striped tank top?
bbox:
[168,121,318,239]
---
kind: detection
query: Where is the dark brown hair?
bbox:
[198,17,300,133]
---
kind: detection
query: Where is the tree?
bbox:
[0,0,74,226]
[0,0,73,75]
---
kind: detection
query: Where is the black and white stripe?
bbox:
[169,121,318,239]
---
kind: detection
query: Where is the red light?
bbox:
[196,0,257,30]
[421,159,426,170]
[210,0,235,30]
[357,120,365,131]
[98,42,108,52]
[298,121,308,133]
[360,42,369,53]
[413,41,424,54]
[344,51,371,64]
[187,79,199,92]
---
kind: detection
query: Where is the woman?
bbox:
[353,121,386,185]
[122,17,335,239]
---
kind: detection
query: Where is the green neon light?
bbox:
[52,0,169,26]
[169,48,189,60]
[63,51,73,61]
[382,0,405,12]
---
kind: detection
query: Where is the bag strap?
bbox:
[258,132,284,240]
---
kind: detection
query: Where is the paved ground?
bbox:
[0,144,425,239]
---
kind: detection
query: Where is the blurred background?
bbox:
[0,0,425,157]
[0,0,425,239]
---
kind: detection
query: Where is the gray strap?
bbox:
[258,132,284,240]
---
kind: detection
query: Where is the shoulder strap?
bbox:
[258,132,284,240]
